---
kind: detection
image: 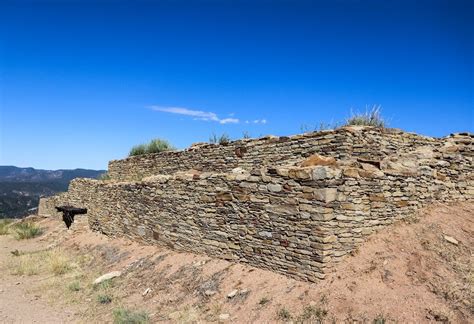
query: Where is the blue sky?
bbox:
[0,0,472,170]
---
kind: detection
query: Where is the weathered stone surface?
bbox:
[219,314,230,321]
[343,168,360,178]
[267,183,282,192]
[443,235,459,245]
[381,157,419,176]
[216,192,233,201]
[300,154,336,167]
[93,271,122,285]
[359,163,385,178]
[312,166,341,180]
[227,289,238,298]
[314,188,338,203]
[288,167,312,180]
[275,167,289,177]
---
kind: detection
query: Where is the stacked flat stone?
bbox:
[38,126,473,282]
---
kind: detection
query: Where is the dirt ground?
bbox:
[0,230,78,323]
[0,202,472,323]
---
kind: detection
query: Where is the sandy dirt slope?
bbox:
[0,202,472,323]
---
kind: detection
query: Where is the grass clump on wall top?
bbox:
[129,138,175,157]
[345,105,386,128]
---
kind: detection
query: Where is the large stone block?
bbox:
[312,166,342,180]
[314,188,338,203]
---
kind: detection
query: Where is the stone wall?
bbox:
[108,127,441,181]
[39,127,473,282]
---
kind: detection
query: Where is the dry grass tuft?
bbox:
[296,305,328,323]
[48,249,72,275]
[345,105,385,128]
[168,306,199,323]
[11,254,40,275]
[113,307,149,324]
[129,138,175,157]
[11,222,43,240]
[0,219,13,235]
[8,248,73,277]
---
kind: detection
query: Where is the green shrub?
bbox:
[113,307,149,324]
[97,294,112,304]
[209,133,231,145]
[95,278,115,291]
[373,314,387,324]
[129,139,175,157]
[11,222,42,240]
[0,219,12,235]
[129,144,147,156]
[296,305,328,323]
[98,173,111,180]
[301,122,339,133]
[209,133,218,144]
[277,308,292,321]
[219,134,230,144]
[146,139,175,153]
[345,105,385,128]
[68,281,81,292]
[259,296,270,306]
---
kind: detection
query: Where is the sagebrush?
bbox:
[113,307,149,324]
[129,138,175,156]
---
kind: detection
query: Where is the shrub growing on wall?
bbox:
[209,133,231,145]
[129,139,175,156]
[129,144,147,156]
[344,105,386,128]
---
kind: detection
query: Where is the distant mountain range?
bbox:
[0,166,105,218]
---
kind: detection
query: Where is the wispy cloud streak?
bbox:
[149,105,242,124]
[245,119,267,124]
[149,105,267,125]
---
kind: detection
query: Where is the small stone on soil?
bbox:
[227,289,238,298]
[219,313,230,320]
[443,235,458,245]
[204,290,217,296]
[93,271,122,285]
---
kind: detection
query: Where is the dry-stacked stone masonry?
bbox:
[39,126,473,281]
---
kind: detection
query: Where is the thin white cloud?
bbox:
[244,119,267,124]
[150,106,219,122]
[219,118,239,124]
[149,105,266,126]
